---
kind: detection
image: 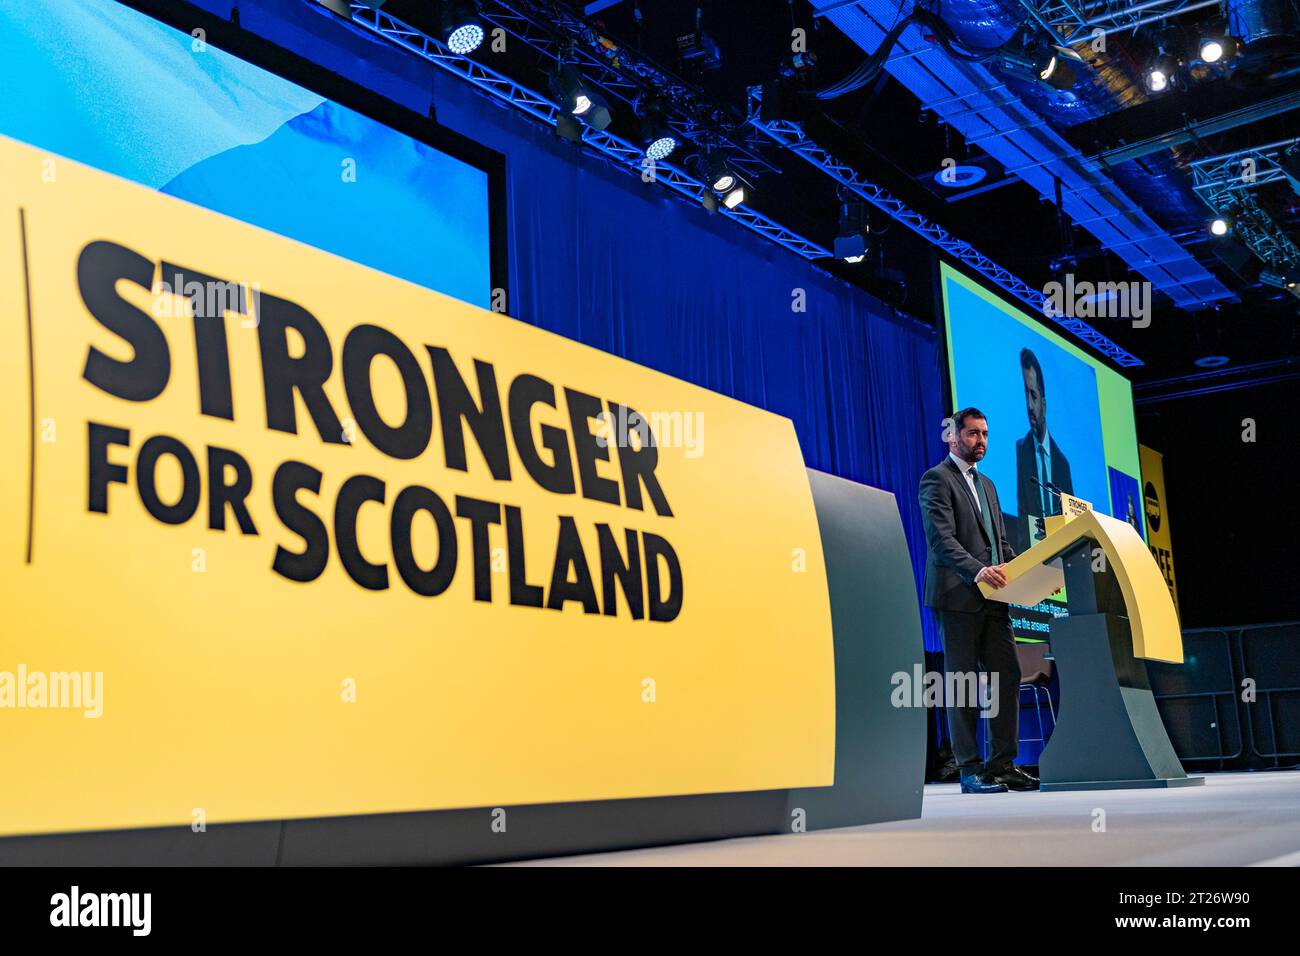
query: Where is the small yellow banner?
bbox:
[1139,444,1180,618]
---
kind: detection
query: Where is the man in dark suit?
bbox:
[918,407,1039,794]
[1015,348,1073,549]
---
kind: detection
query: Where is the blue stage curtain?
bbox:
[456,95,948,652]
[189,0,948,651]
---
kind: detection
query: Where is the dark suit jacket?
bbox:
[1015,428,1074,520]
[918,457,1018,614]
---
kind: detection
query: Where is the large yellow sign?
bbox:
[0,136,835,836]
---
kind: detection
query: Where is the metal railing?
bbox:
[1151,621,1300,769]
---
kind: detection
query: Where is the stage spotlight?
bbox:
[440,1,485,55]
[1036,52,1066,88]
[722,184,746,209]
[1144,52,1178,93]
[710,164,735,193]
[1037,46,1081,90]
[1209,217,1230,237]
[995,38,1078,91]
[552,65,590,116]
[692,150,747,208]
[549,66,613,130]
[834,201,870,262]
[581,96,612,130]
[701,151,736,193]
[639,110,678,162]
[645,133,677,162]
[1199,35,1238,64]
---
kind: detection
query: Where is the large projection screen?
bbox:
[939,262,1144,639]
[0,0,499,309]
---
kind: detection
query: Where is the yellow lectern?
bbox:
[980,507,1202,791]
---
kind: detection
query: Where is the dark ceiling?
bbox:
[384,0,1300,385]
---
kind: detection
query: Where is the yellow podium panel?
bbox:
[0,136,835,836]
[981,510,1184,663]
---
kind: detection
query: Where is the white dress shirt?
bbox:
[948,452,981,513]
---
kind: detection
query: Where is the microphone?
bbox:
[1030,475,1063,498]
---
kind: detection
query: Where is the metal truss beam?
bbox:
[478,1,779,178]
[1191,139,1300,270]
[1134,358,1300,403]
[340,1,1143,366]
[1018,0,1220,43]
[342,2,829,261]
[749,113,1145,367]
[1190,138,1300,196]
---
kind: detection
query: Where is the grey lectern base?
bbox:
[1038,543,1203,793]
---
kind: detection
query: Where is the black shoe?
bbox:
[959,771,1007,794]
[937,758,960,783]
[988,765,1039,791]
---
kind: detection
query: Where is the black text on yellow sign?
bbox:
[79,239,682,619]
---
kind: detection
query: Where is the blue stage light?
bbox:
[646,135,677,161]
[447,23,484,54]
[638,104,678,161]
[440,2,484,55]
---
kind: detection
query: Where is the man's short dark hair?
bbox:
[952,407,986,434]
[1020,348,1045,397]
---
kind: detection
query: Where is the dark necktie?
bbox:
[969,467,1002,564]
[1037,444,1050,516]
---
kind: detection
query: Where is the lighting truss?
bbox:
[1017,0,1222,44]
[480,1,779,178]
[1192,139,1300,270]
[489,0,1162,362]
[749,111,1145,367]
[342,2,829,261]
[1203,192,1300,269]
[342,1,1141,365]
[1134,358,1300,404]
[1191,139,1300,196]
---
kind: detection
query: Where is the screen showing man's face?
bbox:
[1023,366,1046,442]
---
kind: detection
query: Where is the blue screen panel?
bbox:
[0,0,492,308]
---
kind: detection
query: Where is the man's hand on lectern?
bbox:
[976,565,1008,589]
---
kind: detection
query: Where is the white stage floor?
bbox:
[503,771,1300,866]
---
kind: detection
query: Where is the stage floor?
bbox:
[502,771,1300,866]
